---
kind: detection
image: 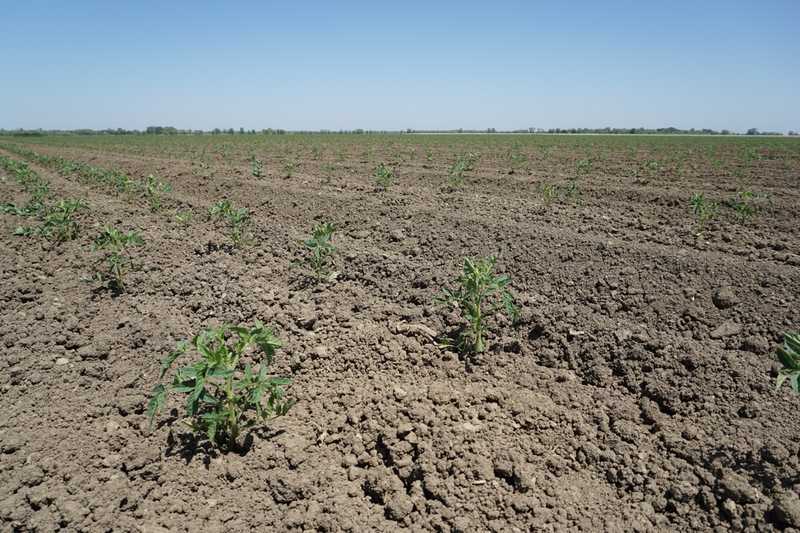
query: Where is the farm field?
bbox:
[1,133,800,531]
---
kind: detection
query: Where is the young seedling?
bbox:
[639,159,660,179]
[209,200,251,246]
[576,158,592,178]
[439,256,518,356]
[251,156,264,178]
[448,152,479,188]
[283,161,296,178]
[92,227,143,292]
[374,163,394,189]
[539,182,559,205]
[209,199,233,219]
[27,182,50,216]
[147,322,294,451]
[113,172,136,194]
[227,206,251,246]
[563,180,581,203]
[728,190,767,223]
[39,199,87,243]
[690,193,718,232]
[175,210,193,225]
[776,333,800,393]
[141,175,172,211]
[303,222,337,282]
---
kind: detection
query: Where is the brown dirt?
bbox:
[1,137,800,532]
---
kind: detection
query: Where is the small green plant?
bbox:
[439,256,518,355]
[374,163,394,189]
[283,161,296,178]
[448,152,479,187]
[39,199,87,243]
[147,322,294,451]
[576,158,592,177]
[251,156,264,178]
[563,180,580,202]
[113,172,136,194]
[209,199,233,219]
[303,222,337,282]
[27,182,50,215]
[776,333,800,393]
[209,200,251,246]
[92,227,144,291]
[690,193,718,231]
[632,159,660,183]
[227,207,251,246]
[141,174,171,211]
[540,182,559,205]
[175,210,193,225]
[728,190,766,223]
[1,203,22,215]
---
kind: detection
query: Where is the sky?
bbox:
[1,1,798,132]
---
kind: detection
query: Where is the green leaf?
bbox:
[784,334,800,360]
[160,341,187,379]
[147,384,166,428]
[778,347,797,370]
[186,375,206,416]
[208,367,233,379]
[776,372,788,391]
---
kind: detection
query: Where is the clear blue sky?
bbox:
[2,1,798,132]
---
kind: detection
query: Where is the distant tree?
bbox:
[746,128,759,135]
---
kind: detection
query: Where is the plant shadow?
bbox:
[164,431,260,465]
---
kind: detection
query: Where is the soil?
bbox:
[1,136,799,532]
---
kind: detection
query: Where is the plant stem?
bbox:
[225,374,239,449]
[474,299,484,353]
